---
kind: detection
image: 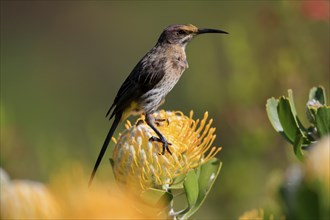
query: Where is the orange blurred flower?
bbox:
[301,0,329,21]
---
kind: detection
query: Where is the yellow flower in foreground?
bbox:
[239,209,265,220]
[1,166,164,219]
[305,135,330,193]
[112,110,221,190]
[239,209,275,220]
[0,168,60,219]
[50,166,163,219]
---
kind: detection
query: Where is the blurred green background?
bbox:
[1,1,329,219]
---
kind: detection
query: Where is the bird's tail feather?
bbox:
[106,103,115,118]
[89,113,122,187]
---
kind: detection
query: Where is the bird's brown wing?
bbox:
[107,57,166,119]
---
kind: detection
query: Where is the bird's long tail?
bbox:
[89,113,122,186]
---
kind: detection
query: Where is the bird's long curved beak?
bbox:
[197,28,228,35]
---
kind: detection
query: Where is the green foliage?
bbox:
[279,136,330,220]
[266,86,329,220]
[180,158,222,219]
[140,188,173,208]
[136,158,222,219]
[266,86,329,160]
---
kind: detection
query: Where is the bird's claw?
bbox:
[149,136,172,155]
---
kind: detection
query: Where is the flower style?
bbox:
[111,110,221,190]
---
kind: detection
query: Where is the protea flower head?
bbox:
[111,110,221,190]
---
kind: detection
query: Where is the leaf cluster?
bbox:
[266,86,329,160]
[137,158,222,220]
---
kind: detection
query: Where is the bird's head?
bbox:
[157,24,228,47]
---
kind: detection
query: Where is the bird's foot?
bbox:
[154,118,170,126]
[149,136,172,155]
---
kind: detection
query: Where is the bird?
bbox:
[89,24,228,186]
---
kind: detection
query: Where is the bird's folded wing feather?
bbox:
[106,58,166,119]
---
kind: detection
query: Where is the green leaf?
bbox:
[277,97,300,144]
[267,95,307,145]
[307,86,326,124]
[309,86,326,105]
[183,169,199,209]
[288,90,307,132]
[315,106,330,136]
[140,188,173,207]
[180,159,222,219]
[170,173,186,189]
[198,158,222,202]
[266,97,283,133]
[288,89,299,116]
[293,134,305,161]
[306,104,318,125]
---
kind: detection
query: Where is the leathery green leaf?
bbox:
[266,97,283,133]
[181,158,222,219]
[309,86,326,105]
[277,97,299,144]
[316,106,330,136]
[183,169,199,210]
[293,134,305,161]
[170,173,186,189]
[140,188,173,207]
[288,90,306,132]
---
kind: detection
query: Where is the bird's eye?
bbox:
[177,30,186,35]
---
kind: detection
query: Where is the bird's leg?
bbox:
[145,113,172,155]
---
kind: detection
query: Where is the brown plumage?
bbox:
[89,24,228,186]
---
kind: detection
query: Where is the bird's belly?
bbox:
[139,71,182,114]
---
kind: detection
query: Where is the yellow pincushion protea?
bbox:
[0,166,162,219]
[0,168,60,219]
[112,110,221,190]
[239,209,274,220]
